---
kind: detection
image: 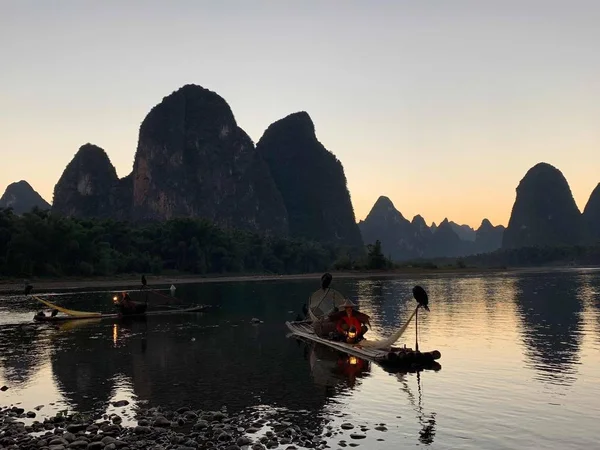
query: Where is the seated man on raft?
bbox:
[329,299,370,343]
[114,291,147,315]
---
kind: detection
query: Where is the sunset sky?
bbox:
[1,0,599,228]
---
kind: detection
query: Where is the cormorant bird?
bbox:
[51,309,59,317]
[141,274,147,288]
[321,272,332,290]
[412,285,430,311]
[23,284,33,296]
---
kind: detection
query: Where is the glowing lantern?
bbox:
[347,327,357,343]
[349,356,358,365]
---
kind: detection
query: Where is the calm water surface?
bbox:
[1,269,599,449]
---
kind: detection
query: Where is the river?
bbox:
[1,268,599,449]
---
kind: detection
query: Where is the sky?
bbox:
[1,0,599,228]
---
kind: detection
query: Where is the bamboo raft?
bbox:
[287,281,441,371]
[286,320,441,371]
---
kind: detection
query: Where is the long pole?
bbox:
[415,306,419,352]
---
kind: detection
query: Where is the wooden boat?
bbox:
[33,304,210,322]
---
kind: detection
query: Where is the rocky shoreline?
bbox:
[0,403,382,450]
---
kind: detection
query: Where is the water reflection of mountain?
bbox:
[50,320,121,413]
[0,324,47,384]
[48,315,334,414]
[577,271,600,345]
[31,279,333,425]
[514,272,584,385]
[591,275,600,342]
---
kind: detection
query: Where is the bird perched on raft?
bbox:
[413,285,429,311]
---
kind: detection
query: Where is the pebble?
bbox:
[66,424,86,433]
[0,403,388,450]
[237,436,253,446]
[63,432,77,441]
[101,436,117,445]
[349,433,366,439]
[153,416,171,427]
[112,400,130,407]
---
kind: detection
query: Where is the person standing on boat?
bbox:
[309,273,346,318]
[308,273,348,337]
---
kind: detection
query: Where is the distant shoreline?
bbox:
[1,266,596,294]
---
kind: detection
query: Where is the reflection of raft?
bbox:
[307,342,371,390]
[286,321,441,370]
[33,305,210,322]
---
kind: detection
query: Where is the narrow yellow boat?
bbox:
[24,282,211,323]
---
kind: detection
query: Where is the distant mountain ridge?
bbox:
[359,161,598,261]
[358,196,420,260]
[48,83,362,249]
[448,222,476,241]
[502,163,586,249]
[52,143,126,219]
[582,183,600,243]
[0,180,50,214]
[9,82,598,258]
[256,111,363,248]
[358,196,505,260]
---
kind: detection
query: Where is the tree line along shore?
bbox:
[0,208,598,294]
